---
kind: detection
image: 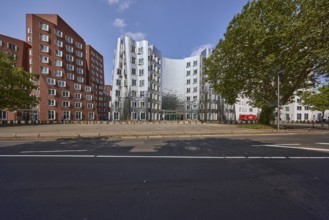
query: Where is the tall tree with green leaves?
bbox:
[205,0,329,124]
[300,86,329,120]
[0,51,38,110]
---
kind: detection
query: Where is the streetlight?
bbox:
[277,70,284,133]
[277,73,280,133]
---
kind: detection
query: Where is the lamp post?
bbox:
[277,73,280,133]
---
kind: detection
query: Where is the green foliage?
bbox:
[205,0,329,124]
[300,86,329,117]
[162,93,181,110]
[0,51,38,110]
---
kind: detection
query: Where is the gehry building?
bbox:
[111,36,237,121]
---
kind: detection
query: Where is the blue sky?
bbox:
[0,0,248,84]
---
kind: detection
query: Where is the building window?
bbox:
[63,111,70,120]
[297,106,302,111]
[55,29,63,38]
[7,43,17,51]
[139,69,144,76]
[76,68,84,75]
[132,68,136,75]
[48,89,56,96]
[138,58,144,65]
[75,111,82,120]
[86,95,93,101]
[54,60,62,67]
[186,71,191,76]
[40,23,49,31]
[55,50,63,57]
[0,111,7,120]
[54,70,62,77]
[74,93,82,99]
[76,42,83,49]
[40,45,49,53]
[39,56,49,63]
[76,50,83,57]
[40,34,49,42]
[65,36,73,44]
[55,40,63,47]
[139,80,144,87]
[186,88,191,93]
[67,73,75,80]
[66,45,73,53]
[186,79,191,85]
[74,84,81,90]
[57,80,66,87]
[66,54,74,62]
[85,86,92,92]
[193,60,198,67]
[76,59,83,66]
[88,112,95,120]
[304,106,310,110]
[285,107,290,111]
[40,67,49,74]
[131,57,136,64]
[46,78,56,85]
[48,110,56,120]
[132,79,137,86]
[62,91,70,97]
[87,103,94,109]
[77,77,84,83]
[67,64,75,71]
[48,100,56,106]
[114,112,120,120]
[140,112,146,120]
[304,113,309,120]
[140,91,145,97]
[75,102,82,108]
[193,69,198,75]
[140,101,145,108]
[193,87,198,93]
[297,113,302,120]
[297,98,301,103]
[186,62,191,68]
[193,78,198,84]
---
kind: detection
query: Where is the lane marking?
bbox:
[1,155,329,159]
[251,144,329,153]
[0,155,95,158]
[316,143,329,145]
[20,150,88,154]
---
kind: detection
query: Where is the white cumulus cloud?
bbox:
[191,44,213,56]
[107,0,119,5]
[113,18,127,29]
[124,32,146,41]
[107,0,134,12]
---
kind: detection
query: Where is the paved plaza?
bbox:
[0,121,328,139]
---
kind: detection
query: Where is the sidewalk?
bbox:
[0,122,328,140]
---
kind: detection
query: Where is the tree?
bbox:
[162,93,181,110]
[205,0,329,124]
[300,86,329,120]
[0,51,38,110]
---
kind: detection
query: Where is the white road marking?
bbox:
[0,155,329,159]
[251,144,329,153]
[316,143,329,145]
[20,150,88,154]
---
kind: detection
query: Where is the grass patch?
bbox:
[237,124,272,129]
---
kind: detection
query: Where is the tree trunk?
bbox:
[258,106,275,125]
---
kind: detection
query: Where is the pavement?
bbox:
[0,121,328,140]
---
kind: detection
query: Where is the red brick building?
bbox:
[1,14,108,121]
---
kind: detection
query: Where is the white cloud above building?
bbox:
[113,18,127,29]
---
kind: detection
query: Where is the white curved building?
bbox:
[112,36,228,121]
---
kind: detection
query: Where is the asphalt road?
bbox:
[1,134,329,220]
